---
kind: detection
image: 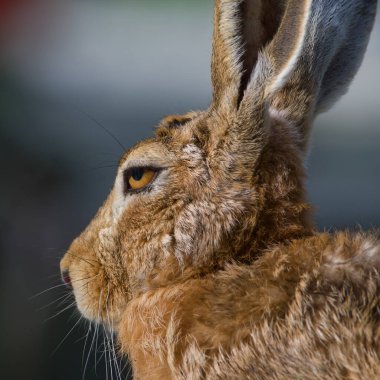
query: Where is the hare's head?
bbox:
[60,0,376,328]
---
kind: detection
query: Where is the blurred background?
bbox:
[0,1,379,379]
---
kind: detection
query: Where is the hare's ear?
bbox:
[211,0,285,109]
[211,0,312,156]
[237,0,377,151]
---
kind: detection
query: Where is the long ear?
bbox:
[211,0,313,157]
[211,0,286,109]
[239,0,377,151]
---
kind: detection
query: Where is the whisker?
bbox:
[105,285,114,380]
[124,360,133,380]
[31,269,100,301]
[95,338,106,368]
[94,289,104,375]
[82,288,103,380]
[83,323,97,380]
[94,321,100,376]
[72,273,101,284]
[74,331,92,345]
[107,336,114,380]
[74,105,126,152]
[38,291,72,310]
[108,302,122,380]
[55,296,75,311]
[81,322,92,368]
[66,252,98,267]
[104,333,109,380]
[45,300,77,321]
[51,316,83,356]
[30,283,68,299]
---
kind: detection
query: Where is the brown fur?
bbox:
[120,232,380,379]
[60,0,378,378]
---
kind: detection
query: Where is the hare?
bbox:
[60,0,379,379]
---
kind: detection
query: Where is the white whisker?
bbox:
[45,300,77,321]
[51,316,83,356]
[30,283,68,299]
[38,291,73,311]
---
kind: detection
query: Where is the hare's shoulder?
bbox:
[292,231,380,301]
[208,231,380,317]
[251,231,380,319]
[190,233,380,378]
[120,232,380,379]
[122,232,380,342]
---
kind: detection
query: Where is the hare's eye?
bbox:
[124,168,157,193]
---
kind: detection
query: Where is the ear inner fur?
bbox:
[237,0,285,105]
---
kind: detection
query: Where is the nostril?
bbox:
[61,270,72,289]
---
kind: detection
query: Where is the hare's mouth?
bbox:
[70,276,125,331]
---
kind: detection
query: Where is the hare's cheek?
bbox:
[97,227,125,276]
[161,234,174,259]
[98,227,118,258]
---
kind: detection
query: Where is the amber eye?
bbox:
[124,168,157,193]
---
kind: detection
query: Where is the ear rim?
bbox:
[211,0,245,109]
[264,0,312,98]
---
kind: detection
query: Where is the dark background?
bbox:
[1,1,379,379]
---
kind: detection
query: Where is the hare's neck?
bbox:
[241,125,314,261]
[118,239,318,378]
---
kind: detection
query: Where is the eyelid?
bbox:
[121,158,174,172]
[124,165,162,175]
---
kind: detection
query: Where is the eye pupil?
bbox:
[131,168,144,181]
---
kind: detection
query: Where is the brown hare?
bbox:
[61,0,379,379]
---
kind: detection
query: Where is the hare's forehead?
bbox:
[118,141,176,171]
[118,135,206,171]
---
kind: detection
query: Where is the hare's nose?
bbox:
[61,270,72,289]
